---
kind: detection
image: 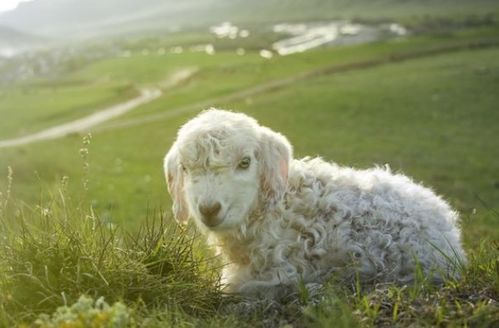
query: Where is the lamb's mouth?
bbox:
[200,213,225,228]
[203,218,223,228]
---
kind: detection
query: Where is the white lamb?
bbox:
[164,109,466,298]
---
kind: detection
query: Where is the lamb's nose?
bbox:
[199,202,222,226]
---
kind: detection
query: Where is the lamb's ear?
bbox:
[258,127,292,204]
[164,143,189,224]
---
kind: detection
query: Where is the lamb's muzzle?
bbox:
[198,202,222,227]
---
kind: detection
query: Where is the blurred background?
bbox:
[0,0,498,245]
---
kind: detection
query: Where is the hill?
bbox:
[0,0,221,38]
[0,24,43,57]
[0,0,498,38]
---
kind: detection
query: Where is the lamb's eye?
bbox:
[238,157,251,169]
[180,164,187,172]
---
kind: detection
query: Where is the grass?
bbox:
[223,0,499,26]
[0,6,498,326]
[0,188,223,326]
[0,185,497,327]
[243,47,499,210]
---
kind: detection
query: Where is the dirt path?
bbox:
[0,68,196,149]
[0,88,162,148]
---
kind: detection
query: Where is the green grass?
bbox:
[0,190,223,327]
[0,188,497,327]
[244,47,499,208]
[225,0,499,25]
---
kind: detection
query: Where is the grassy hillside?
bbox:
[229,0,499,24]
[1,27,498,231]
[0,5,498,327]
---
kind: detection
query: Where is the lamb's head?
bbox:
[164,109,292,231]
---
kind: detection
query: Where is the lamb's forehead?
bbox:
[176,110,260,165]
[179,109,259,133]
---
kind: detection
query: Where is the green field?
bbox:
[1,2,499,327]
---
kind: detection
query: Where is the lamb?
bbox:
[164,109,466,298]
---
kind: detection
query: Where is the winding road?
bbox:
[0,88,161,149]
[0,68,196,149]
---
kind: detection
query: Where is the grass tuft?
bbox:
[0,189,222,327]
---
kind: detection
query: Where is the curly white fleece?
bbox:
[164,109,466,297]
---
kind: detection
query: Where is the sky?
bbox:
[0,0,34,13]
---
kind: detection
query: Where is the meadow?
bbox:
[0,3,499,327]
